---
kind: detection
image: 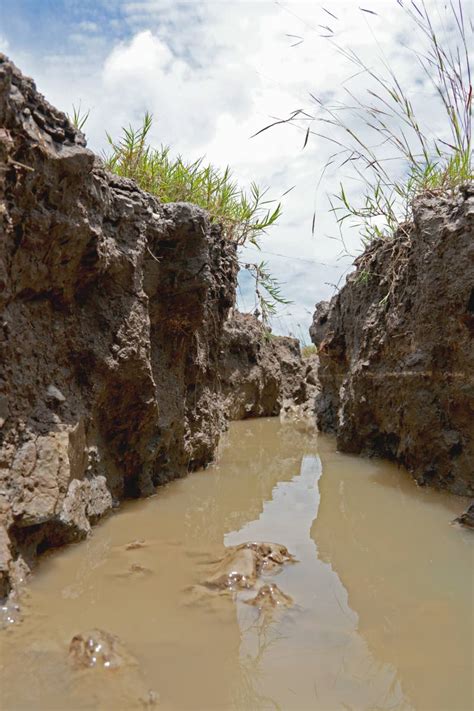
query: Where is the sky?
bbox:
[0,0,468,338]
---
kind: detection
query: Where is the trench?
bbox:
[1,418,473,711]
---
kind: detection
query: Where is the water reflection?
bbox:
[313,434,474,711]
[227,454,411,710]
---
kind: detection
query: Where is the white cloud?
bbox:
[2,0,466,337]
[103,30,174,80]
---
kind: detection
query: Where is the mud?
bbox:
[69,628,137,670]
[244,583,293,610]
[201,541,295,590]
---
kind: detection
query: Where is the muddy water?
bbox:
[1,419,473,711]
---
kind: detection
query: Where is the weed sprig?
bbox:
[68,104,90,132]
[244,261,292,322]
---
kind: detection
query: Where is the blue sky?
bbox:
[1,1,467,338]
[1,1,118,50]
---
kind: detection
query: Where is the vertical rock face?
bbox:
[219,312,318,421]
[311,187,474,495]
[0,55,238,597]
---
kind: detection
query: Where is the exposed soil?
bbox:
[219,311,318,421]
[311,187,474,496]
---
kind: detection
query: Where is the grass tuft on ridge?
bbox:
[321,0,473,243]
[104,112,282,248]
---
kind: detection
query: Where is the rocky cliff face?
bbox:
[311,187,474,495]
[219,311,318,421]
[0,57,316,601]
[0,55,239,598]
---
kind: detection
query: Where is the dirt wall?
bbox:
[311,187,474,496]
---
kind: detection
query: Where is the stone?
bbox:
[46,385,66,403]
[10,424,89,529]
[453,503,474,529]
[0,394,9,428]
[0,524,12,599]
[219,311,318,421]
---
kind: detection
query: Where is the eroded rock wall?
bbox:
[311,187,474,495]
[0,55,238,598]
[219,311,318,421]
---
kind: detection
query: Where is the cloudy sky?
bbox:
[0,0,466,337]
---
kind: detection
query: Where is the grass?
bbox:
[105,113,289,320]
[301,344,317,358]
[259,0,472,246]
[321,0,473,244]
[68,104,90,132]
[104,113,282,248]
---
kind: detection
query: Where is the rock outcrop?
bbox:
[219,311,318,421]
[0,56,316,601]
[311,187,474,495]
[0,55,238,598]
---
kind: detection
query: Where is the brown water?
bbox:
[0,419,473,711]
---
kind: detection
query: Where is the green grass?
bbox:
[104,112,281,248]
[68,104,89,132]
[301,344,317,358]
